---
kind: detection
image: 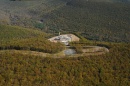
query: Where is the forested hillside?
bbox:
[0,0,130,42]
[0,25,129,86]
[0,0,66,25]
[0,42,130,85]
[44,0,130,42]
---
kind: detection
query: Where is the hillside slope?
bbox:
[0,25,65,53]
[0,41,129,86]
[0,25,46,41]
[44,0,130,42]
[0,0,66,25]
[0,0,130,42]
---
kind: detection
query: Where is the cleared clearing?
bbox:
[0,46,109,58]
[48,34,80,42]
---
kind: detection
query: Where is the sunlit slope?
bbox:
[0,25,45,41]
[0,25,65,53]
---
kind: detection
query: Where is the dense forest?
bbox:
[0,24,130,86]
[0,42,130,85]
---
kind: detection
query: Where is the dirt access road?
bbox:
[0,46,109,58]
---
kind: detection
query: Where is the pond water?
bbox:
[64,49,76,55]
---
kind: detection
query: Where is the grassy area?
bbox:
[0,24,46,41]
[0,24,65,53]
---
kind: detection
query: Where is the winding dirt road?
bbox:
[0,46,109,58]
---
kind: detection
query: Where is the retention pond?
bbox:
[64,49,76,55]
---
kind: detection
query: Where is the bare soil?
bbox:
[48,34,80,42]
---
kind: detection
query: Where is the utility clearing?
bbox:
[0,45,109,58]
